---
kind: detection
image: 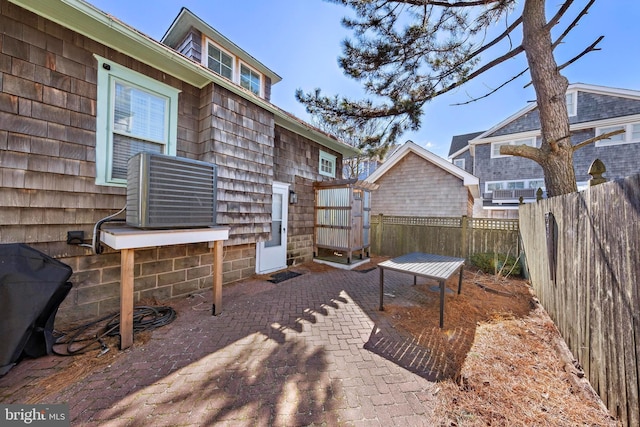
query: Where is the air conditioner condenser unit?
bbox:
[126,152,218,229]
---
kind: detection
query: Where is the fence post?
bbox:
[376,213,384,255]
[461,215,469,260]
[588,158,607,186]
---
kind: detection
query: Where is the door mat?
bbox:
[357,267,377,273]
[268,271,302,284]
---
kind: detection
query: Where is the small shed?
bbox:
[365,141,479,217]
[313,179,378,264]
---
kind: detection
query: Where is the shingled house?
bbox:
[365,141,479,217]
[449,83,640,218]
[0,0,358,325]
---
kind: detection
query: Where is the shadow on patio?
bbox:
[0,262,533,425]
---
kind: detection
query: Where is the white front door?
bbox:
[256,182,289,274]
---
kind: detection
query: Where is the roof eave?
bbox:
[10,0,217,89]
[9,0,352,156]
[273,113,360,157]
[448,145,469,160]
[161,8,282,85]
[366,141,479,197]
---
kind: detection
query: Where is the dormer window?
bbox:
[206,42,233,80]
[240,63,261,96]
[203,38,264,97]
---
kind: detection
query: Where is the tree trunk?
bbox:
[521,0,577,197]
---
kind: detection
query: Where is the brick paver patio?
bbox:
[1,266,445,426]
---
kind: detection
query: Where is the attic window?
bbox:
[240,63,261,96]
[206,42,233,80]
[203,39,265,98]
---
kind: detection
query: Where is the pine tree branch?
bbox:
[467,15,523,63]
[557,36,603,72]
[523,35,602,89]
[452,68,529,105]
[431,44,525,98]
[551,0,596,49]
[423,15,523,90]
[545,0,576,33]
[399,0,505,7]
[571,129,625,152]
[499,144,544,163]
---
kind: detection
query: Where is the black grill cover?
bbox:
[0,244,72,376]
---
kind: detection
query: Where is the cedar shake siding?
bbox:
[0,0,350,326]
[450,86,640,219]
[175,27,202,64]
[370,152,470,217]
[0,1,223,325]
[198,82,274,246]
[489,92,640,138]
[274,126,342,266]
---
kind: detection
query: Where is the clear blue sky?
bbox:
[89,0,640,159]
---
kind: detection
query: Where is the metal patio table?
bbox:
[378,252,466,328]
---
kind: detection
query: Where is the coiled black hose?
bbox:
[53,306,176,356]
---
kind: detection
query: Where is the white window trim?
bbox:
[204,39,235,81]
[203,38,265,98]
[490,137,536,158]
[595,122,640,147]
[566,91,577,117]
[94,55,179,186]
[484,178,545,194]
[238,61,263,97]
[319,151,337,177]
[453,158,465,169]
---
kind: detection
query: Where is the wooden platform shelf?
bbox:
[100,224,229,349]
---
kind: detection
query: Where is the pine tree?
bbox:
[296,0,611,196]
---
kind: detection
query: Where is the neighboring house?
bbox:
[343,157,381,180]
[0,0,358,325]
[449,83,640,218]
[343,143,401,180]
[365,141,479,217]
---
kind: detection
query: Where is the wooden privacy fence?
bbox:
[370,215,520,260]
[519,174,640,427]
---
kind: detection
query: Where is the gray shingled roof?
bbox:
[448,131,484,156]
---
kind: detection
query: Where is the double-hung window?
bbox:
[95,55,179,186]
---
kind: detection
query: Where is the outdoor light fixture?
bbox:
[289,190,298,204]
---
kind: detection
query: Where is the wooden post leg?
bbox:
[212,240,223,315]
[458,265,464,294]
[439,280,445,329]
[379,267,384,311]
[120,248,134,350]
